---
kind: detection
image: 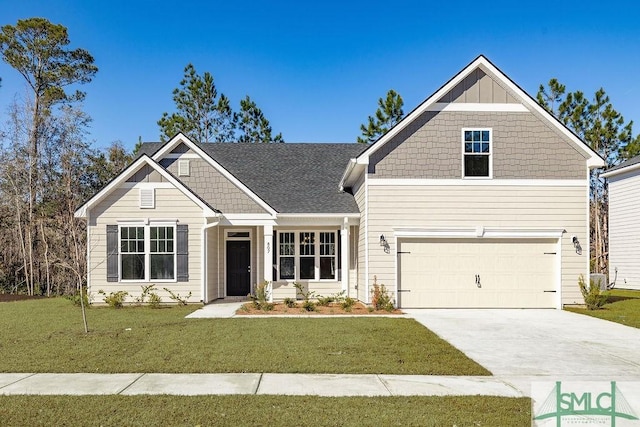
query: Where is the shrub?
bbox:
[67,288,90,307]
[302,300,316,312]
[98,290,128,308]
[134,285,161,306]
[283,297,297,308]
[341,296,356,312]
[578,274,609,310]
[316,295,334,307]
[163,288,192,305]
[371,275,395,312]
[249,281,274,311]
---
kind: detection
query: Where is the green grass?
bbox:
[566,289,640,328]
[0,298,488,375]
[0,395,530,426]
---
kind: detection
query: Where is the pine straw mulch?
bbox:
[236,301,403,315]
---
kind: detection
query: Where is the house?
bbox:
[75,55,604,308]
[601,156,640,290]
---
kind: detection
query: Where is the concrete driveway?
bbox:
[406,309,640,390]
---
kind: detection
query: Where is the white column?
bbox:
[341,218,349,294]
[263,224,273,302]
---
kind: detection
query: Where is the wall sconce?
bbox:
[379,234,390,254]
[572,236,582,255]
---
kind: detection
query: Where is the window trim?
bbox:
[276,230,339,282]
[118,221,177,283]
[461,128,493,179]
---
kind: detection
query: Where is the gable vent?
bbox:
[178,159,190,177]
[139,188,155,209]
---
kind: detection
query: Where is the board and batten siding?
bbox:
[365,184,588,306]
[608,171,640,290]
[89,186,204,303]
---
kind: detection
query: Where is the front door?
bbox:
[226,240,251,296]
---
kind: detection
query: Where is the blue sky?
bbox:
[0,0,639,151]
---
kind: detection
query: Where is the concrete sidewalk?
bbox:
[0,373,527,397]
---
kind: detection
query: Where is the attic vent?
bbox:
[178,160,190,177]
[139,188,155,209]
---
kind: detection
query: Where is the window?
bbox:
[319,232,336,280]
[277,231,338,281]
[279,232,295,280]
[120,224,176,281]
[299,232,315,280]
[463,129,491,178]
[121,226,145,280]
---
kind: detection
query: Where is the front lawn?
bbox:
[565,289,640,328]
[0,298,488,375]
[0,395,530,426]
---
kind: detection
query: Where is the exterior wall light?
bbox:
[572,236,582,255]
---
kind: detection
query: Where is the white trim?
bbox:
[276,216,360,227]
[367,178,588,187]
[393,227,565,239]
[151,133,277,216]
[275,230,340,283]
[277,213,361,218]
[364,172,369,303]
[225,229,252,240]
[340,218,349,293]
[223,213,276,220]
[164,153,200,159]
[201,218,207,303]
[74,155,219,218]
[86,211,91,296]
[122,182,175,189]
[600,162,640,179]
[555,238,562,309]
[219,218,277,226]
[348,55,604,183]
[178,159,190,177]
[427,102,529,112]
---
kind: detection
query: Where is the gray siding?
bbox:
[126,165,165,183]
[438,68,518,104]
[608,171,640,290]
[369,111,587,179]
[162,158,268,214]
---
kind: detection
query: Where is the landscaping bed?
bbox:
[566,288,640,328]
[237,301,403,315]
[0,294,46,303]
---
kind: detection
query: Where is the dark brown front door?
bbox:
[226,240,250,296]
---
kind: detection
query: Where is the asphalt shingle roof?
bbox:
[604,154,640,175]
[138,142,366,214]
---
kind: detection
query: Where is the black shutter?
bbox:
[106,225,119,282]
[177,224,189,282]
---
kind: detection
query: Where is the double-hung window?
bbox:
[463,129,492,178]
[277,231,338,281]
[120,224,176,281]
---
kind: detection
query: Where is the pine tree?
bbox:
[357,89,404,144]
[236,96,284,143]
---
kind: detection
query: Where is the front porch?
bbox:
[202,215,359,303]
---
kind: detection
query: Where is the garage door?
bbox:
[397,238,558,308]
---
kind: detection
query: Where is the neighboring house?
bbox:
[75,55,604,308]
[601,157,640,290]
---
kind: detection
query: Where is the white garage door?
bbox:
[397,238,558,308]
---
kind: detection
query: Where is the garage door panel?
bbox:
[398,238,557,308]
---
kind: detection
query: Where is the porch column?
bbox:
[263,224,273,302]
[341,217,349,294]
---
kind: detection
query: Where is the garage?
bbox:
[397,238,558,308]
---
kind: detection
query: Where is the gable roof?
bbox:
[340,55,605,188]
[140,135,366,214]
[601,154,640,179]
[74,154,220,218]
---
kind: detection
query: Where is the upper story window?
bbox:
[463,129,492,178]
